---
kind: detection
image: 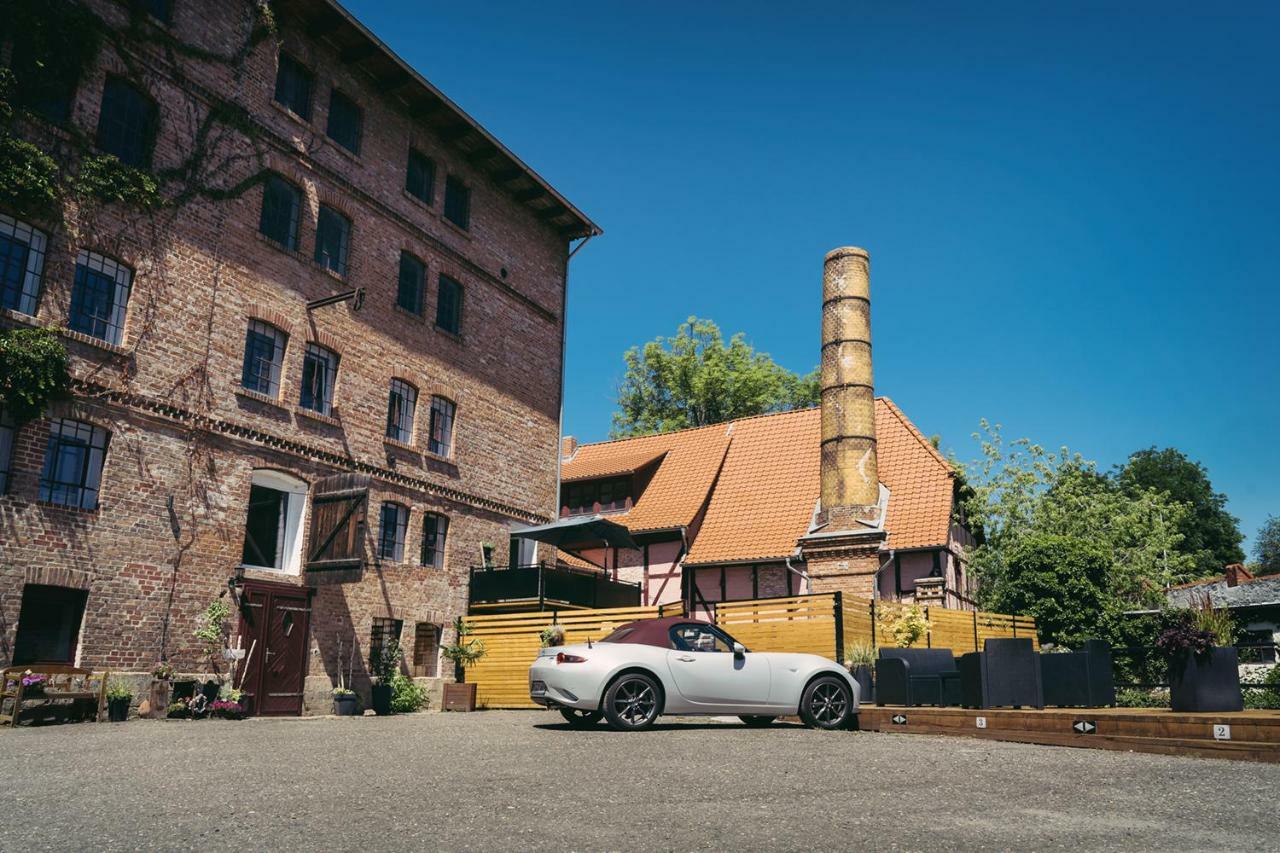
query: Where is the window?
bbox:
[39,418,109,510]
[314,205,351,276]
[669,623,737,653]
[421,512,448,569]
[378,501,408,561]
[0,214,47,316]
[274,54,313,120]
[9,35,79,122]
[369,617,404,668]
[12,585,88,666]
[562,475,631,516]
[405,149,435,204]
[141,0,173,24]
[411,622,441,677]
[428,396,455,457]
[96,77,156,169]
[396,252,425,315]
[299,342,338,415]
[259,175,301,251]
[0,408,14,494]
[385,379,417,443]
[240,469,308,573]
[436,274,462,335]
[326,88,362,154]
[443,175,470,230]
[69,250,132,346]
[241,320,287,398]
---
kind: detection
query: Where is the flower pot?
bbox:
[1169,646,1243,713]
[148,680,172,719]
[371,683,393,716]
[443,682,477,712]
[107,697,130,722]
[333,693,359,716]
[850,664,875,705]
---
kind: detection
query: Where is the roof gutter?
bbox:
[554,233,595,525]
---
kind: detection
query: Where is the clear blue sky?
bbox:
[348,1,1278,552]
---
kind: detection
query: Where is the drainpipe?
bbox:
[552,233,596,557]
[785,554,810,591]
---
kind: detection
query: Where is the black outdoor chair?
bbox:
[1040,639,1117,708]
[959,638,1044,709]
[875,648,962,707]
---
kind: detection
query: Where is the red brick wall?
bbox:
[0,0,580,695]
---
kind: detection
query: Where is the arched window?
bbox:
[386,379,417,443]
[241,469,308,574]
[428,396,455,457]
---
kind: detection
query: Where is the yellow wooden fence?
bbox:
[463,603,684,709]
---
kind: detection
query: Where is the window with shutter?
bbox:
[305,473,370,573]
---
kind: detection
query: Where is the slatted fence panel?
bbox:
[463,604,681,709]
[714,595,840,659]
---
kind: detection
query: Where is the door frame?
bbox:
[238,578,313,716]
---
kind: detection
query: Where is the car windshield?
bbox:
[669,623,738,653]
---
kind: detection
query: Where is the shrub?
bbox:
[1156,609,1216,660]
[1116,688,1170,709]
[879,604,930,648]
[75,154,161,209]
[0,133,61,217]
[0,327,71,424]
[844,642,876,667]
[1241,665,1280,710]
[390,674,427,713]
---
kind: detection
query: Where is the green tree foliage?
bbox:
[1254,515,1280,576]
[1117,447,1245,574]
[0,327,71,423]
[986,534,1111,647]
[611,317,819,438]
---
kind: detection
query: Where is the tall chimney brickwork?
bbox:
[800,246,886,600]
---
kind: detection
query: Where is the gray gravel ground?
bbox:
[2,711,1277,852]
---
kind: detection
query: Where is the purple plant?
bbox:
[1156,621,1216,660]
[21,673,47,689]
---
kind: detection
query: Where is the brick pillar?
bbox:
[801,531,885,599]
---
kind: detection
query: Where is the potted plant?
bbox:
[1156,607,1243,713]
[481,541,496,567]
[106,680,133,722]
[844,642,876,704]
[20,671,48,696]
[441,618,487,711]
[332,636,360,716]
[370,639,403,716]
[149,661,175,719]
[539,624,566,649]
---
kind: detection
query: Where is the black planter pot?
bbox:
[107,697,130,723]
[1169,646,1243,712]
[851,665,875,705]
[333,693,359,716]
[371,683,393,716]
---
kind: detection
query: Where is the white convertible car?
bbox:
[529,616,858,731]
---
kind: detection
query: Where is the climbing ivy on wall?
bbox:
[0,327,72,424]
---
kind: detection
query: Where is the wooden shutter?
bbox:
[306,473,369,572]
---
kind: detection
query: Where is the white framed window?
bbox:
[0,213,47,317]
[240,469,308,574]
[386,379,417,443]
[69,250,132,346]
[241,320,287,398]
[38,419,110,510]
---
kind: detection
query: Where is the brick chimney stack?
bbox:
[799,246,887,599]
[560,435,578,462]
[1224,563,1252,588]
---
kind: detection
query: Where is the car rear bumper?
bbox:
[529,658,603,710]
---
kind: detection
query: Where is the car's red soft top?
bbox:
[600,615,708,649]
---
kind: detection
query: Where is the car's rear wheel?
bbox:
[602,672,660,731]
[559,708,602,728]
[739,715,776,728]
[799,676,853,730]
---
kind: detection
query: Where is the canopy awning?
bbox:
[511,515,638,551]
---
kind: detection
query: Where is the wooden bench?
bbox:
[1,665,108,726]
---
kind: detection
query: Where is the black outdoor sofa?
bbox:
[875,648,962,707]
[959,638,1045,709]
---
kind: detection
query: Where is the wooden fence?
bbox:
[462,602,684,709]
[714,595,841,658]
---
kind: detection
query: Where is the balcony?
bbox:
[467,562,641,613]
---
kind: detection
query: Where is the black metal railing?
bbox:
[467,562,641,611]
[1112,643,1278,692]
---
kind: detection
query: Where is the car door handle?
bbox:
[675,655,696,662]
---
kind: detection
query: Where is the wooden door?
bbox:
[239,581,311,716]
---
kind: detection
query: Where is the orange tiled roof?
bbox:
[560,445,667,482]
[562,398,956,567]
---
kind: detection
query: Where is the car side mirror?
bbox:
[733,642,746,658]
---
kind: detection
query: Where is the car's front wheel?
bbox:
[602,672,661,731]
[799,676,853,730]
[739,715,776,728]
[559,708,602,728]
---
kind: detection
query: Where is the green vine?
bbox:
[0,327,72,424]
[75,153,162,209]
[0,133,61,217]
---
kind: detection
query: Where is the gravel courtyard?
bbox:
[2,710,1276,852]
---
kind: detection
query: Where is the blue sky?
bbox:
[348,1,1279,552]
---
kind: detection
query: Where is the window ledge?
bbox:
[433,324,464,344]
[424,449,455,467]
[236,388,288,410]
[393,304,426,324]
[269,98,313,132]
[61,327,129,356]
[255,230,306,262]
[0,306,42,328]
[384,437,418,453]
[312,260,348,283]
[36,499,100,515]
[295,406,341,427]
[402,187,435,212]
[440,215,472,240]
[324,136,363,165]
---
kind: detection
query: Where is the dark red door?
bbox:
[239,581,311,716]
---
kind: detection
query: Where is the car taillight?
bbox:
[556,653,587,664]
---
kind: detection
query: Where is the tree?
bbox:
[610,317,818,438]
[1255,516,1280,576]
[986,534,1111,648]
[1117,447,1244,575]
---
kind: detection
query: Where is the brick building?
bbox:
[0,0,597,714]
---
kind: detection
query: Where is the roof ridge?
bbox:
[571,406,822,450]
[878,396,953,475]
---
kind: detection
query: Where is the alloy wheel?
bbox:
[611,678,657,727]
[808,681,848,725]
